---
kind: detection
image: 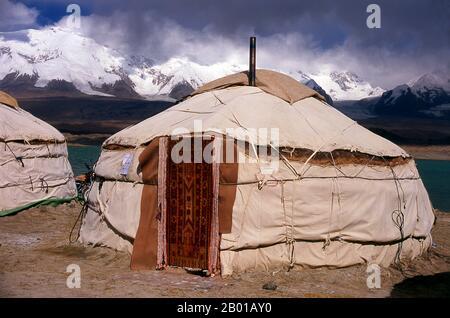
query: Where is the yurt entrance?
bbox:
[157,136,220,273]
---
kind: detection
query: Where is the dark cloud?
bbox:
[11,0,450,87]
[56,0,449,50]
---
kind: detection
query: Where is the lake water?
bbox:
[415,159,450,212]
[68,145,450,212]
[68,145,101,176]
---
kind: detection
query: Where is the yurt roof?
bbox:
[190,69,326,104]
[0,91,65,143]
[103,71,409,158]
[0,91,19,109]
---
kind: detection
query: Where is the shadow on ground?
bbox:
[389,272,450,297]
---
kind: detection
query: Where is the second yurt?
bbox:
[0,91,77,216]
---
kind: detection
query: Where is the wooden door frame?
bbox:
[156,135,220,274]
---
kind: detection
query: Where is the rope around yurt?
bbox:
[68,167,96,243]
[383,156,407,269]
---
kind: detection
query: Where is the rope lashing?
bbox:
[46,144,51,158]
[70,167,96,243]
[322,234,331,251]
[40,178,49,194]
[257,179,265,190]
[280,181,296,269]
[5,142,25,167]
[298,121,358,177]
[329,153,344,240]
[323,177,336,251]
[287,237,296,269]
[268,143,299,179]
[381,156,406,266]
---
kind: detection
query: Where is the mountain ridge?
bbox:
[0,26,384,102]
[373,71,450,118]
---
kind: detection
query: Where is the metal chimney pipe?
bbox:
[249,36,256,86]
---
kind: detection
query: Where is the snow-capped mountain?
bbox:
[374,71,450,118]
[128,57,245,98]
[0,26,382,102]
[288,70,383,102]
[408,71,450,92]
[308,71,384,101]
[0,27,246,99]
[0,27,128,96]
[287,71,333,105]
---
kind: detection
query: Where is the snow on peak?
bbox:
[379,70,450,107]
[0,26,125,95]
[291,70,312,83]
[383,84,410,105]
[0,26,385,101]
[128,57,245,97]
[308,70,384,101]
[381,72,450,106]
[408,71,450,92]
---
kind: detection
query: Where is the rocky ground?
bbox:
[0,202,449,298]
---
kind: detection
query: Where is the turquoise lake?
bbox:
[68,146,450,212]
[415,159,450,212]
[68,145,101,176]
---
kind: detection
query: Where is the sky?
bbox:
[0,0,449,89]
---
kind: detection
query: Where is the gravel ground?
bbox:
[0,202,449,298]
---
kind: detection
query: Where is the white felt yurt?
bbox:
[79,70,435,275]
[0,91,77,216]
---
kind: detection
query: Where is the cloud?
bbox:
[0,0,39,31]
[13,0,450,88]
[58,12,323,72]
